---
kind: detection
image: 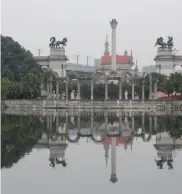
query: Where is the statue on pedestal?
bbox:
[53,91,56,100]
[61,92,65,100]
[167,36,174,48]
[124,90,128,100]
[155,36,174,49]
[70,90,75,100]
[49,37,68,48]
[155,37,167,48]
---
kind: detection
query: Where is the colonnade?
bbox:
[45,113,158,142]
[42,72,158,101]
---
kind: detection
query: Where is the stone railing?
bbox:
[3,99,182,111]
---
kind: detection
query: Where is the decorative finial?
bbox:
[110,19,118,28]
[124,50,128,56]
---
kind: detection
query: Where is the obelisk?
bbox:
[110,19,118,71]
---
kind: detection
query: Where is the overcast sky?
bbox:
[2,0,182,68]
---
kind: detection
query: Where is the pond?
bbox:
[1,113,182,194]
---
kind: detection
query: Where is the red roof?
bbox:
[103,136,129,145]
[101,55,133,65]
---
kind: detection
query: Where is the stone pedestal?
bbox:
[49,47,68,78]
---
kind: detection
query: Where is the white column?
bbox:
[77,80,80,100]
[132,79,135,100]
[154,81,158,100]
[65,81,68,104]
[110,19,118,71]
[91,79,93,100]
[49,76,53,97]
[142,81,145,101]
[56,80,59,100]
[110,137,118,183]
[105,79,108,100]
[119,79,122,100]
[149,77,152,100]
[47,79,50,99]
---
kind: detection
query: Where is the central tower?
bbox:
[110,19,118,71]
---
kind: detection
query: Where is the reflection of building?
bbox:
[154,132,182,169]
[35,114,134,181]
[36,116,68,168]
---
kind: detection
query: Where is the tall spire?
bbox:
[104,143,109,167]
[104,34,110,56]
[131,49,133,58]
[135,60,139,71]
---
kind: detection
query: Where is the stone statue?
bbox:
[61,92,65,100]
[155,37,167,48]
[56,38,67,48]
[167,36,174,48]
[70,90,75,100]
[49,37,68,48]
[124,90,128,100]
[49,37,56,48]
[70,117,75,124]
[53,91,56,99]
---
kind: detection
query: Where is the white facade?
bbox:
[34,47,68,78]
[154,47,182,76]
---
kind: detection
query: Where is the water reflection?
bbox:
[1,113,182,184]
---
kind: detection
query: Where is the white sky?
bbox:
[2,0,182,68]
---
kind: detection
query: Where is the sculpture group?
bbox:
[49,37,68,48]
[155,36,174,48]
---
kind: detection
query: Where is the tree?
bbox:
[21,73,41,98]
[1,115,44,168]
[1,77,11,99]
[1,35,43,99]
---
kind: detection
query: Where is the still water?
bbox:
[1,113,182,194]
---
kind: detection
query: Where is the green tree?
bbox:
[21,73,41,98]
[1,35,43,99]
[1,77,11,99]
[1,115,45,168]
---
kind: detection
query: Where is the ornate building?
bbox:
[154,47,182,76]
[96,34,138,75]
[143,37,182,76]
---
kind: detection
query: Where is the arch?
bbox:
[79,133,92,137]
[107,70,120,80]
[46,69,59,79]
[91,70,106,81]
[142,132,152,142]
[90,135,103,143]
[67,71,80,79]
[143,72,152,78]
[50,134,59,141]
[67,133,80,143]
[121,71,133,80]
[52,71,59,78]
[143,72,152,82]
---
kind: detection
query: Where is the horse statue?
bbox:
[155,37,167,48]
[167,36,174,48]
[49,37,56,48]
[55,38,68,48]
